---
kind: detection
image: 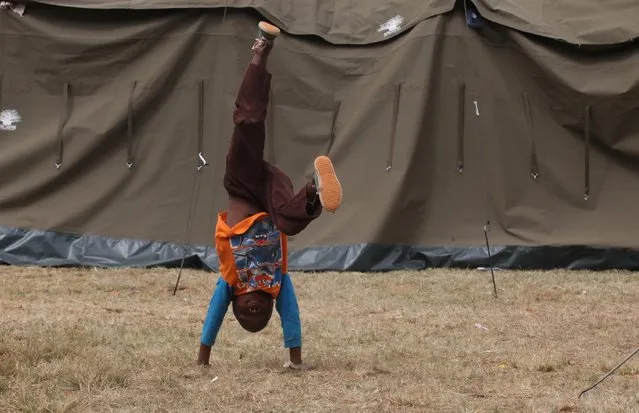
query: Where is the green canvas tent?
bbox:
[0,0,638,271]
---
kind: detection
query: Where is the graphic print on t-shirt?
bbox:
[229,216,283,293]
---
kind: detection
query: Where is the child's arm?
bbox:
[198,277,233,365]
[276,274,310,368]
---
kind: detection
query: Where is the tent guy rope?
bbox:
[172,152,208,296]
[579,347,639,398]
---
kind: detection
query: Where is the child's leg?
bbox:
[222,55,272,211]
[263,155,342,236]
[262,162,321,236]
[224,21,342,235]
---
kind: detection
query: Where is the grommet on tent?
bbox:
[387,83,402,172]
[126,80,137,169]
[55,82,71,170]
[457,82,466,174]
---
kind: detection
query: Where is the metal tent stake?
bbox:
[483,221,498,299]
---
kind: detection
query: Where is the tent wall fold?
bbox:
[27,0,639,46]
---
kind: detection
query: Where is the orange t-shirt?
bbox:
[215,211,288,298]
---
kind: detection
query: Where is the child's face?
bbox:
[233,291,273,332]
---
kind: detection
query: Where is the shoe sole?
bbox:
[258,21,280,38]
[314,156,342,213]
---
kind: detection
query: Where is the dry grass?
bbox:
[0,266,637,412]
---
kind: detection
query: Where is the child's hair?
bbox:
[231,291,274,332]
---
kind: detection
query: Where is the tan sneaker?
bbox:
[258,21,280,40]
[313,156,342,213]
[252,21,280,52]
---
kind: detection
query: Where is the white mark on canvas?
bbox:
[473,100,480,116]
[378,15,404,37]
[0,1,25,16]
[0,109,22,131]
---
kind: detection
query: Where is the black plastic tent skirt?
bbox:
[1,225,638,271]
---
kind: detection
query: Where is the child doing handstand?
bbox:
[197,21,342,370]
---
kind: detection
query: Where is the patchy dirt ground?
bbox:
[0,266,637,412]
